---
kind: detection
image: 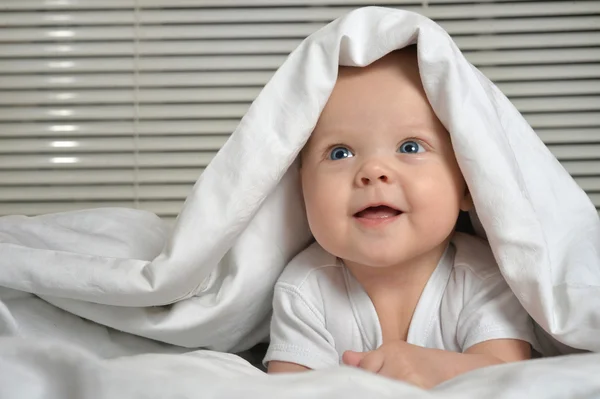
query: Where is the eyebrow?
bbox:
[393,122,447,141]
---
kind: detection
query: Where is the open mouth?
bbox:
[354,205,402,219]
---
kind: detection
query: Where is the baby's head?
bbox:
[300,46,473,268]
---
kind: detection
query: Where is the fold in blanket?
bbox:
[0,7,599,356]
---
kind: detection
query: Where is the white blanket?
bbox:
[1,6,599,398]
[2,337,600,399]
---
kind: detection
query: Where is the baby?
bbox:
[263,46,537,388]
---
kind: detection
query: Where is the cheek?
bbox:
[411,163,463,201]
[301,173,348,250]
[302,175,337,228]
[406,168,463,224]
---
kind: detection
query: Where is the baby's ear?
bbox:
[459,189,474,212]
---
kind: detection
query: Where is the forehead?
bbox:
[306,48,446,150]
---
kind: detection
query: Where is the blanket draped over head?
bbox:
[1,8,599,367]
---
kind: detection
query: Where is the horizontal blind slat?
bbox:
[0,72,272,89]
[140,0,583,5]
[0,0,136,10]
[3,31,599,58]
[0,120,239,137]
[0,24,325,41]
[0,27,135,42]
[141,17,600,38]
[0,58,135,73]
[0,126,600,144]
[589,193,600,208]
[536,128,600,144]
[576,177,600,191]
[0,88,260,105]
[512,97,600,113]
[438,17,600,35]
[3,49,599,74]
[0,185,192,201]
[562,161,600,176]
[466,49,600,66]
[3,65,599,90]
[0,42,135,57]
[0,10,135,25]
[5,15,595,43]
[0,136,228,153]
[547,144,600,161]
[454,32,600,51]
[0,153,216,169]
[479,64,600,81]
[0,106,136,121]
[137,3,600,22]
[1,107,598,124]
[0,0,553,10]
[3,83,600,107]
[0,104,252,121]
[0,168,202,185]
[4,2,597,25]
[497,81,600,97]
[0,202,136,216]
[0,74,136,89]
[525,113,600,128]
[0,55,287,73]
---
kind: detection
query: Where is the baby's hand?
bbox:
[343,339,529,388]
[342,341,444,389]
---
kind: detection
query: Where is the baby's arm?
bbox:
[343,338,530,388]
[267,361,310,374]
[465,337,531,363]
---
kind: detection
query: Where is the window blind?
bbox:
[1,0,599,224]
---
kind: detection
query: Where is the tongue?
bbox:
[355,206,400,219]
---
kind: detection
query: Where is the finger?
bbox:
[358,351,385,374]
[342,350,366,367]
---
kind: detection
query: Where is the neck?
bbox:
[343,238,451,301]
[343,239,452,342]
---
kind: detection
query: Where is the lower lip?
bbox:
[353,213,402,227]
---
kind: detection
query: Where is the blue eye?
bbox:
[398,140,424,154]
[329,146,354,161]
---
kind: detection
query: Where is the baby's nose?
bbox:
[360,174,389,185]
[356,161,394,186]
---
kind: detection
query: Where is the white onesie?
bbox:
[264,232,537,369]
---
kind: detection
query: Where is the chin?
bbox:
[352,252,404,268]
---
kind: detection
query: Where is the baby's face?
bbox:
[300,49,472,268]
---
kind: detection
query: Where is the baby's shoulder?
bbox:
[450,232,500,282]
[276,242,344,293]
